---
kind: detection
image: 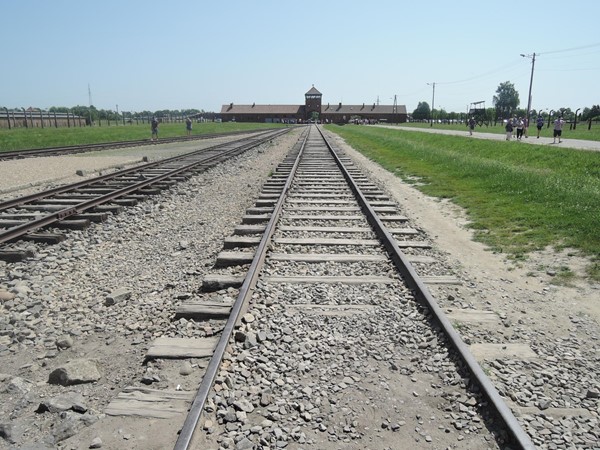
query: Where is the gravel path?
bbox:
[379,125,600,152]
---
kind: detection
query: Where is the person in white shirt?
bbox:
[553,117,565,144]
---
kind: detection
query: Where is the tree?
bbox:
[557,107,572,119]
[515,107,527,118]
[436,108,448,121]
[49,106,70,113]
[412,102,430,121]
[493,81,520,119]
[582,105,600,121]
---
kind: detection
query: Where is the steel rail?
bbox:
[316,126,536,449]
[173,129,310,450]
[0,129,290,245]
[0,129,281,212]
[0,128,279,160]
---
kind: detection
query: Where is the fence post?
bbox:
[4,107,10,130]
[547,111,553,129]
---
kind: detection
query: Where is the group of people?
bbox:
[504,115,565,143]
[150,116,194,141]
[504,117,527,140]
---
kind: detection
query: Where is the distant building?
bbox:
[220,86,407,124]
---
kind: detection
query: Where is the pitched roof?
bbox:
[305,86,322,96]
[220,104,304,115]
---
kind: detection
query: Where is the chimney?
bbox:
[252,102,255,108]
[228,102,233,111]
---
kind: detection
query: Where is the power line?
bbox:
[542,48,600,60]
[411,42,600,112]
[430,42,600,87]
[540,66,600,72]
[396,86,430,97]
[538,42,600,56]
[538,48,600,71]
[436,60,523,86]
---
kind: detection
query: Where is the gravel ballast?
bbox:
[0,132,296,449]
[0,127,598,449]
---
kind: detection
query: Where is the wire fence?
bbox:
[1,109,219,130]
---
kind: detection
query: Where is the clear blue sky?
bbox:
[2,0,599,115]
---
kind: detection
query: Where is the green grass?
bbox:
[393,121,600,141]
[325,125,600,281]
[549,267,577,287]
[0,122,287,152]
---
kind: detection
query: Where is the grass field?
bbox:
[394,121,600,141]
[0,122,287,152]
[325,124,600,280]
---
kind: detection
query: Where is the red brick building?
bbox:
[220,86,407,124]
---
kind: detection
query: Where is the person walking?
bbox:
[467,117,476,135]
[516,117,524,140]
[151,117,159,141]
[505,118,514,140]
[536,115,544,138]
[553,116,565,143]
[185,117,192,136]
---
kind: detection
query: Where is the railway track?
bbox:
[0,128,289,261]
[120,125,533,449]
[0,128,274,160]
[2,125,593,448]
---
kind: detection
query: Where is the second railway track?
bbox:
[0,128,289,260]
[0,129,273,161]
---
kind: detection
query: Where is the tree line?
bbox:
[411,81,599,123]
